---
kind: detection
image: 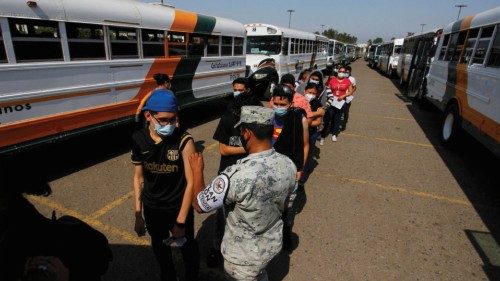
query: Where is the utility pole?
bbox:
[455,4,467,20]
[321,24,325,34]
[420,24,426,34]
[286,9,295,28]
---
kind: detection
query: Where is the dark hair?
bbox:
[153,73,170,85]
[304,83,318,92]
[232,77,250,89]
[345,65,352,72]
[280,73,296,86]
[240,123,274,140]
[298,68,311,81]
[272,84,294,102]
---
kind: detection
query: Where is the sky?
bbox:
[143,0,499,43]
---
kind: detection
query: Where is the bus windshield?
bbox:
[394,45,402,54]
[246,35,282,55]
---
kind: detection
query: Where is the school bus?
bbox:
[0,0,246,154]
[425,6,500,157]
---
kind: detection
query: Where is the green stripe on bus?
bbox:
[194,14,216,34]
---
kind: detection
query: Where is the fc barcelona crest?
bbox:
[167,150,179,161]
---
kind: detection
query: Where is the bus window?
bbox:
[453,30,467,62]
[394,45,402,55]
[439,34,450,60]
[462,28,479,64]
[328,42,333,56]
[108,26,138,59]
[300,40,305,53]
[66,23,105,60]
[291,38,296,54]
[246,35,281,55]
[168,32,186,57]
[234,37,244,55]
[207,35,220,57]
[0,28,6,63]
[486,25,500,68]
[142,29,165,58]
[188,34,205,57]
[444,32,459,61]
[282,37,289,56]
[472,26,495,65]
[221,36,232,56]
[9,18,63,62]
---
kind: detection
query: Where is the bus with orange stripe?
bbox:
[0,0,246,154]
[425,6,500,157]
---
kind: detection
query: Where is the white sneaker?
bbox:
[331,135,337,142]
[319,138,325,146]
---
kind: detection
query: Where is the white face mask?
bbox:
[233,91,243,97]
[309,79,320,84]
[337,73,346,79]
[305,93,315,101]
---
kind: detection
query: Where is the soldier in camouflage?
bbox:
[189,106,297,281]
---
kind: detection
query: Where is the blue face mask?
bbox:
[273,105,288,116]
[154,123,176,137]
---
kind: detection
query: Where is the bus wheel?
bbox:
[440,104,461,147]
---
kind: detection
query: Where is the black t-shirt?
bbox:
[131,127,192,211]
[309,99,322,131]
[212,93,262,173]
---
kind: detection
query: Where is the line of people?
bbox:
[130,67,357,280]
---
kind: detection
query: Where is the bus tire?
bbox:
[440,103,462,147]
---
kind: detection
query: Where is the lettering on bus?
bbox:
[0,103,32,116]
[210,60,242,69]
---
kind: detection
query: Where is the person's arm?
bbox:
[341,85,354,100]
[133,165,146,237]
[219,143,246,156]
[189,152,229,213]
[300,117,309,180]
[171,139,196,238]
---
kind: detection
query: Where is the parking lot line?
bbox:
[350,113,415,121]
[28,195,149,246]
[323,173,496,210]
[342,132,433,148]
[90,191,134,219]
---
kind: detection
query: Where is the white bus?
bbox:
[0,0,246,154]
[425,6,500,156]
[326,39,344,68]
[245,23,326,80]
[378,38,403,77]
[344,43,357,64]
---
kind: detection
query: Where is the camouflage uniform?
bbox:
[196,106,297,280]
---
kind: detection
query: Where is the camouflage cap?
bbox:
[234,106,274,128]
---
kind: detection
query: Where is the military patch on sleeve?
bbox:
[197,174,230,212]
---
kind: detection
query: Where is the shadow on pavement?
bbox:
[392,80,500,280]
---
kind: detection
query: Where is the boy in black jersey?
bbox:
[131,89,199,281]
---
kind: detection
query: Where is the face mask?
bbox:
[309,79,320,84]
[305,94,315,101]
[272,105,288,116]
[154,123,175,137]
[337,73,346,79]
[240,134,248,152]
[233,91,243,98]
[345,72,351,77]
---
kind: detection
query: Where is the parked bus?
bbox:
[378,38,403,77]
[424,6,499,156]
[397,28,442,97]
[245,23,323,80]
[326,39,344,68]
[0,0,246,154]
[344,43,356,64]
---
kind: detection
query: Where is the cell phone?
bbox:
[163,236,187,247]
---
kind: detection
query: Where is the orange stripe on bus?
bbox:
[0,89,110,108]
[171,10,198,33]
[460,16,474,30]
[0,101,139,148]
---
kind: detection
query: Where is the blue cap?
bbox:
[142,89,178,112]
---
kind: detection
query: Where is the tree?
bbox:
[317,28,357,44]
[373,37,383,44]
[367,39,372,45]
